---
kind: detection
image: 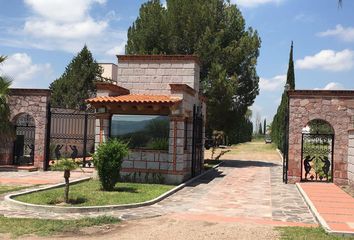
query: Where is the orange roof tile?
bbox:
[87,94,181,104]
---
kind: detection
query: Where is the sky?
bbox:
[0,0,354,124]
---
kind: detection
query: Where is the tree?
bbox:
[263,119,267,135]
[50,46,102,110]
[51,158,80,204]
[0,56,14,144]
[258,123,263,135]
[271,42,295,152]
[126,0,261,142]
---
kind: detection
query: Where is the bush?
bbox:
[147,138,169,151]
[93,139,129,191]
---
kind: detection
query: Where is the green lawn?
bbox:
[14,180,174,206]
[0,185,27,195]
[277,227,354,240]
[227,139,277,154]
[0,215,119,238]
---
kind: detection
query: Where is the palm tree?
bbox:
[0,55,14,144]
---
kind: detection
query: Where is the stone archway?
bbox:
[0,88,51,169]
[287,90,354,185]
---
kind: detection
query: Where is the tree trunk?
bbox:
[64,170,70,204]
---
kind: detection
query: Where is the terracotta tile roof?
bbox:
[87,94,181,104]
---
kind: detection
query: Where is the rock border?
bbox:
[5,162,223,214]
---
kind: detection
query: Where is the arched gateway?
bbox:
[287,90,354,186]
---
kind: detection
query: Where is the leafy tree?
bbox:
[271,42,295,152]
[50,46,102,110]
[126,0,261,143]
[51,159,80,204]
[0,56,14,144]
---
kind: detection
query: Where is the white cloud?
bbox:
[295,49,354,72]
[0,53,53,88]
[259,74,286,92]
[105,42,126,56]
[24,0,106,23]
[231,0,284,8]
[314,82,345,90]
[293,13,314,23]
[318,24,354,42]
[0,0,126,60]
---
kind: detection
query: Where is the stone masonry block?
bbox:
[147,162,159,170]
[122,160,134,168]
[129,151,142,161]
[160,162,174,171]
[142,151,155,161]
[134,161,146,169]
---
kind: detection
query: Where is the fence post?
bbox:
[44,104,51,171]
[83,112,88,167]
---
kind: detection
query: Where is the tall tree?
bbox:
[50,46,102,110]
[126,0,261,142]
[271,42,295,151]
[258,123,263,135]
[263,118,267,135]
[0,56,14,143]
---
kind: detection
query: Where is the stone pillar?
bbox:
[348,130,354,186]
[95,113,111,148]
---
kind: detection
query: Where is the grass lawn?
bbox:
[14,180,174,206]
[227,139,277,155]
[0,185,27,195]
[0,215,119,238]
[277,227,354,240]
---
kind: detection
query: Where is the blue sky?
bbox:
[0,0,353,124]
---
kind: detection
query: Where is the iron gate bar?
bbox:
[301,133,334,182]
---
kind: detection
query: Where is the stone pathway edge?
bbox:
[4,162,223,214]
[296,183,354,237]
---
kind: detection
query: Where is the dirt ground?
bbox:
[21,216,279,240]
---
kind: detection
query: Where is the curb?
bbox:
[296,183,354,237]
[276,149,283,163]
[5,163,223,214]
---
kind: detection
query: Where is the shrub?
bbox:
[93,139,129,191]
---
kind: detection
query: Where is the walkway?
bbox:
[298,183,354,234]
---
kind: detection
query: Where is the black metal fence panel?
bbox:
[45,108,95,169]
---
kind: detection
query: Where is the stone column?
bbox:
[95,113,111,148]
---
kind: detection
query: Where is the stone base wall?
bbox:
[348,130,354,186]
[288,91,354,185]
[120,149,190,184]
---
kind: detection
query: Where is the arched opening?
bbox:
[12,113,36,166]
[301,119,334,182]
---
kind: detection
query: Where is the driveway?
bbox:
[0,141,317,239]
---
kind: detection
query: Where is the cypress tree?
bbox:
[263,119,267,135]
[271,42,295,151]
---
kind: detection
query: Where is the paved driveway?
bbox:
[0,141,317,239]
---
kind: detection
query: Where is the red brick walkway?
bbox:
[298,183,354,235]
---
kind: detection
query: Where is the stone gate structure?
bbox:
[288,90,354,186]
[0,89,50,168]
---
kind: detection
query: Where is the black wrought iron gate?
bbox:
[13,114,36,166]
[301,133,334,182]
[45,108,95,170]
[191,105,204,177]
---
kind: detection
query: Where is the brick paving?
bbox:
[0,157,317,227]
[299,183,354,234]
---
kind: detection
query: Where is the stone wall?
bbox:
[116,58,200,94]
[288,91,354,185]
[0,89,50,168]
[348,130,354,186]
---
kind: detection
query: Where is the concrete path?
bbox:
[0,169,94,186]
[298,183,354,234]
